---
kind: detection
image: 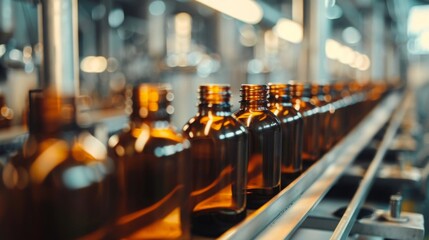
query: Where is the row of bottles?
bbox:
[0,80,389,239]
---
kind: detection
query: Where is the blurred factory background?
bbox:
[1,0,428,128]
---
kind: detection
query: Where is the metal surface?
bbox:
[219,92,403,240]
[390,194,402,219]
[298,0,328,83]
[302,210,424,240]
[0,0,14,44]
[330,92,410,240]
[38,0,78,96]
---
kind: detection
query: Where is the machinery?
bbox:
[0,0,428,239]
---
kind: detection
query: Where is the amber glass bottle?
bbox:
[310,84,333,154]
[321,84,336,152]
[331,82,347,143]
[1,90,114,239]
[108,84,191,239]
[289,82,320,166]
[0,93,13,128]
[268,83,303,188]
[348,81,367,128]
[234,84,281,209]
[182,84,248,237]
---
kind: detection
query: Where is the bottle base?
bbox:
[302,160,317,170]
[281,171,302,188]
[246,186,280,209]
[191,208,246,237]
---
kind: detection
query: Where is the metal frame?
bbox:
[219,91,403,240]
[303,211,424,240]
[331,92,410,239]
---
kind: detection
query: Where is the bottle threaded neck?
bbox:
[311,84,319,96]
[198,84,231,105]
[311,83,330,96]
[240,84,268,106]
[287,82,304,98]
[303,83,312,97]
[129,83,173,121]
[322,84,331,95]
[268,83,291,102]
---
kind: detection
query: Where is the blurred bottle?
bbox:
[365,82,388,112]
[108,83,191,239]
[183,84,248,237]
[234,84,281,209]
[331,82,348,143]
[289,82,320,166]
[268,83,303,188]
[0,93,13,129]
[348,81,367,128]
[1,89,114,239]
[310,84,333,154]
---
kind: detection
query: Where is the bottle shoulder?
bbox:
[183,115,248,139]
[270,106,303,123]
[4,133,113,189]
[233,109,281,129]
[116,124,187,143]
[108,124,190,156]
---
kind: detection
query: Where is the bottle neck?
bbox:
[130,119,170,129]
[288,82,307,101]
[240,84,268,111]
[129,84,172,123]
[29,90,78,135]
[198,84,232,116]
[268,83,292,105]
[198,104,231,116]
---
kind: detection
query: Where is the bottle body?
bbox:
[289,82,320,165]
[268,83,303,188]
[234,84,282,209]
[311,84,333,154]
[183,84,248,237]
[1,93,114,239]
[108,84,191,239]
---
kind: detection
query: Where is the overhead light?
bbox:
[326,4,342,20]
[325,39,341,60]
[408,5,429,36]
[0,45,7,58]
[342,26,361,45]
[325,38,371,71]
[148,0,166,16]
[195,0,263,24]
[273,18,303,43]
[81,56,108,73]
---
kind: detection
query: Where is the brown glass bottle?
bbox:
[348,81,367,128]
[182,84,248,237]
[310,84,333,154]
[331,82,347,143]
[321,84,336,152]
[289,82,320,166]
[234,84,281,209]
[0,94,13,128]
[1,90,114,239]
[268,83,303,188]
[108,84,191,239]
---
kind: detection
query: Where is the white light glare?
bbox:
[195,0,263,24]
[325,38,370,71]
[0,45,6,58]
[81,56,108,73]
[273,18,303,44]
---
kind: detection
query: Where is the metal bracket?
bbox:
[302,210,424,240]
